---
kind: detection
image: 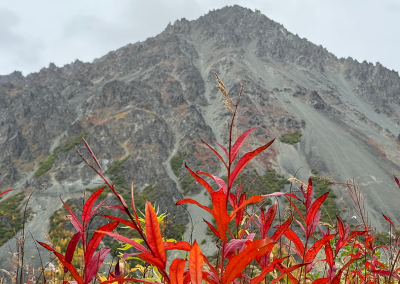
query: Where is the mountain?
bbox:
[1,5,400,264]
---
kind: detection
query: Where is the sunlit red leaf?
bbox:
[164,241,192,251]
[64,231,82,273]
[145,201,167,268]
[212,190,230,242]
[261,201,277,237]
[285,196,305,223]
[305,178,313,210]
[305,234,335,263]
[213,140,228,157]
[230,127,259,162]
[283,228,304,256]
[272,216,293,242]
[324,240,334,268]
[189,241,203,284]
[236,192,246,226]
[82,187,105,226]
[96,230,149,253]
[306,192,329,226]
[228,139,274,187]
[61,198,82,233]
[176,198,213,215]
[204,219,220,239]
[170,258,186,284]
[85,221,118,264]
[99,214,139,231]
[138,252,165,271]
[100,278,159,284]
[395,175,400,189]
[229,196,263,220]
[0,189,12,197]
[223,238,274,284]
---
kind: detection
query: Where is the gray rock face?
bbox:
[1,4,400,264]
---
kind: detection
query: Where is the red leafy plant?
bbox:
[36,75,400,284]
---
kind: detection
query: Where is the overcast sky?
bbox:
[1,0,400,76]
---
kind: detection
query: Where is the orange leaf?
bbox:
[185,163,214,195]
[176,198,213,215]
[212,190,230,242]
[189,241,203,284]
[164,241,192,251]
[170,259,186,284]
[145,201,166,268]
[222,238,274,284]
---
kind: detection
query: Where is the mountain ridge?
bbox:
[1,4,400,265]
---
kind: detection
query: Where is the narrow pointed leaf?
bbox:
[196,171,227,192]
[285,196,306,223]
[86,199,108,222]
[222,238,275,284]
[272,216,293,242]
[61,198,82,232]
[185,164,214,195]
[164,241,192,251]
[283,228,305,256]
[262,201,277,236]
[325,240,334,268]
[176,198,213,215]
[189,241,203,284]
[38,241,83,284]
[383,213,395,227]
[229,196,263,220]
[231,127,259,162]
[85,247,110,283]
[82,187,105,225]
[85,221,118,264]
[212,190,230,242]
[170,259,186,284]
[204,219,220,239]
[100,278,159,284]
[0,189,12,197]
[306,192,329,226]
[305,234,335,263]
[213,140,228,157]
[145,201,167,268]
[229,139,274,187]
[138,252,166,272]
[64,232,82,273]
[131,179,142,230]
[395,175,400,189]
[99,214,139,231]
[96,231,149,253]
[202,140,227,168]
[305,178,313,210]
[82,138,102,172]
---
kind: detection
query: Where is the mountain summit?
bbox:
[1,5,400,263]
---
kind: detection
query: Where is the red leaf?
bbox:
[236,192,246,226]
[305,234,335,263]
[95,231,149,253]
[203,255,219,282]
[395,175,400,189]
[85,247,110,283]
[202,140,227,168]
[0,189,12,197]
[131,179,142,230]
[383,213,395,227]
[230,127,259,162]
[86,199,108,222]
[337,216,345,238]
[283,228,305,256]
[85,221,118,264]
[100,278,159,284]
[64,232,82,273]
[145,201,167,268]
[138,252,165,271]
[185,164,214,195]
[38,241,83,284]
[311,279,330,284]
[305,178,313,210]
[272,215,293,242]
[228,139,274,187]
[82,138,102,172]
[82,187,105,226]
[99,214,139,231]
[222,238,275,284]
[196,171,227,192]
[213,140,228,157]
[306,192,329,226]
[170,259,186,284]
[285,196,306,223]
[229,196,263,220]
[164,241,192,251]
[212,190,230,242]
[176,198,213,215]
[189,241,203,284]
[261,201,277,237]
[324,240,334,268]
[203,219,220,239]
[61,198,82,232]
[250,261,276,284]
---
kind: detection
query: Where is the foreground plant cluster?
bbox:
[2,76,400,284]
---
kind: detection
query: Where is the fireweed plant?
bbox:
[30,75,400,283]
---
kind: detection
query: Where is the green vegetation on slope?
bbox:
[0,192,29,246]
[280,132,302,145]
[170,152,187,177]
[34,131,89,178]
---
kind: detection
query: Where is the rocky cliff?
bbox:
[1,5,400,265]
